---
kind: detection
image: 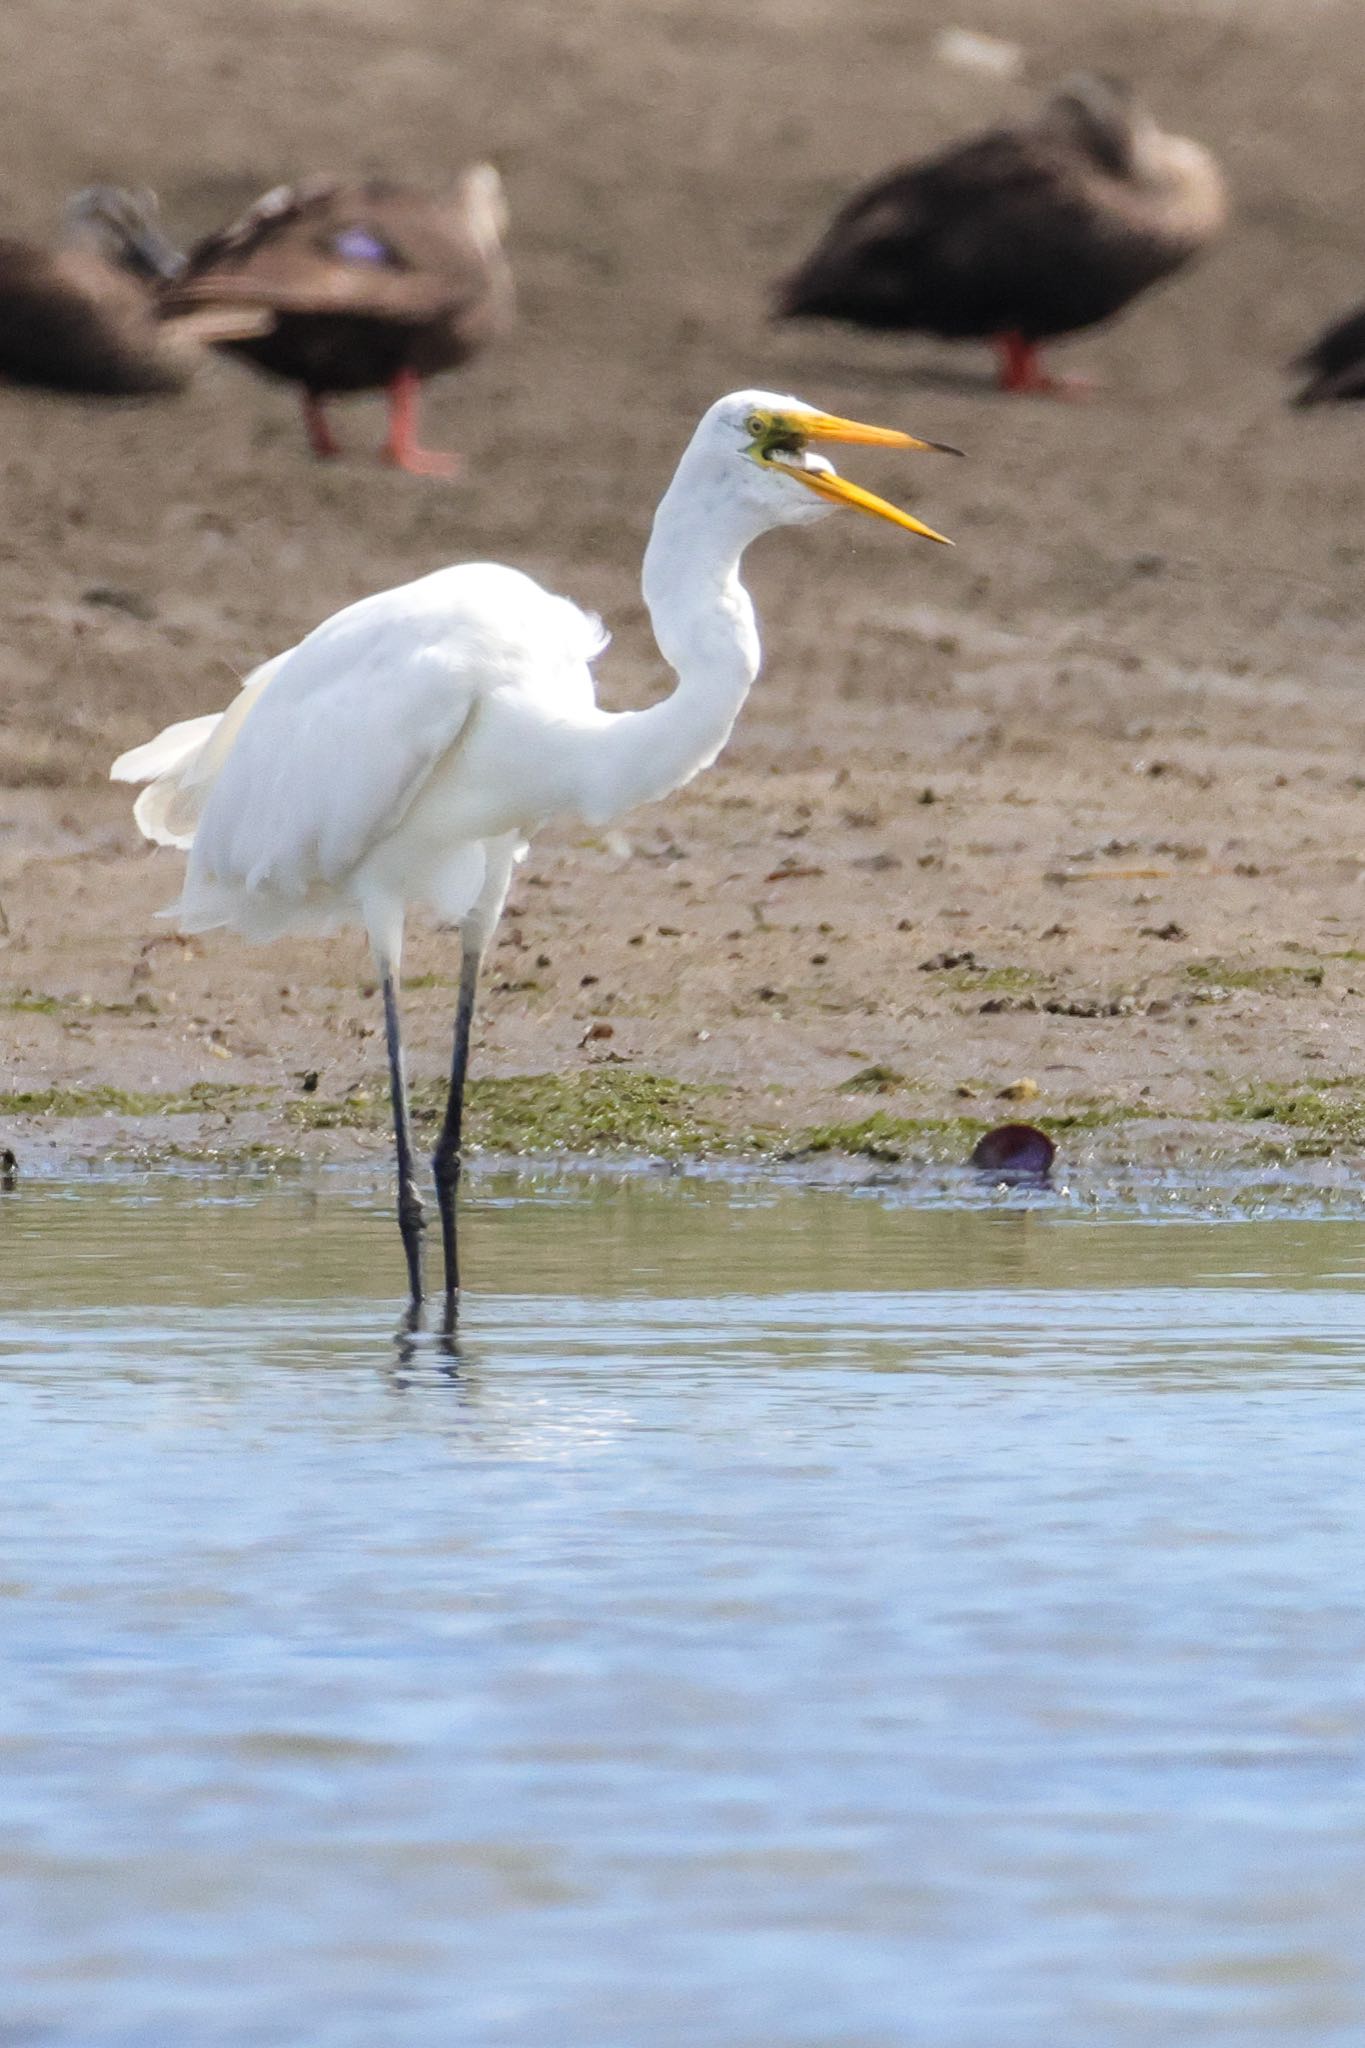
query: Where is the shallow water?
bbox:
[3,1171,1365,2047]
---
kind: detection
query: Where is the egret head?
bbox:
[693,389,959,545]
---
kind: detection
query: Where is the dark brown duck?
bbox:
[775,77,1226,395]
[0,187,265,397]
[1290,304,1365,407]
[162,167,513,472]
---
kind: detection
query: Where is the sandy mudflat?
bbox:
[5,0,1365,1173]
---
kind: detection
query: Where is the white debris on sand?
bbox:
[933,26,1025,77]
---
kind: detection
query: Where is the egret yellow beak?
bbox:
[755,407,961,546]
[792,411,962,458]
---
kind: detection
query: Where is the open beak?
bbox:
[785,408,961,546]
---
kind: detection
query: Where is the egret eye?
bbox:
[747,414,766,438]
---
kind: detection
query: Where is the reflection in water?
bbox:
[389,1320,487,1395]
[1,1171,1364,2047]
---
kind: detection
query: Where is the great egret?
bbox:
[775,75,1225,396]
[159,170,512,473]
[112,389,957,1320]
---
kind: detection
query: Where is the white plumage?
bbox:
[113,388,954,1322]
[114,567,605,950]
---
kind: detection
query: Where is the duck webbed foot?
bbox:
[994,334,1096,400]
[382,369,461,477]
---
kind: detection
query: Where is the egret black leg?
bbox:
[433,942,481,1318]
[381,968,426,1314]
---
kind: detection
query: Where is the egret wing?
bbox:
[185,564,598,899]
[190,622,479,898]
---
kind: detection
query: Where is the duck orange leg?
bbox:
[994,334,1095,399]
[382,369,460,477]
[302,392,342,459]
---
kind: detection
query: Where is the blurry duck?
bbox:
[774,76,1226,395]
[0,186,267,397]
[160,167,513,473]
[1289,302,1365,407]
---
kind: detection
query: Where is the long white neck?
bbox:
[576,464,767,826]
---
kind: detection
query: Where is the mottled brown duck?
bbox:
[775,76,1226,396]
[162,167,512,472]
[0,187,266,397]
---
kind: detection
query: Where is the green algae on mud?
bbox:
[1185,959,1326,992]
[2,988,164,1019]
[794,1111,983,1164]
[0,1082,262,1119]
[1218,1076,1365,1158]
[287,1074,1131,1166]
[0,1072,735,1158]
[6,1062,1365,1174]
[838,1065,910,1096]
[788,1099,1135,1166]
[287,1070,743,1158]
[939,965,1052,995]
[0,1065,1053,1170]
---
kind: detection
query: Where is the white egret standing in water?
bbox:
[112,390,958,1323]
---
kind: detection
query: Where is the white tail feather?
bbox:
[110,654,287,851]
[111,713,221,786]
